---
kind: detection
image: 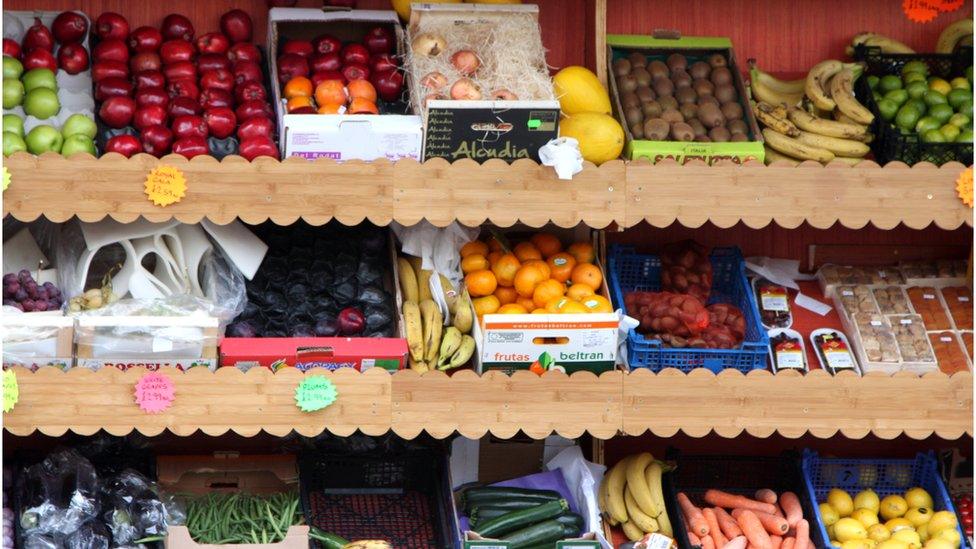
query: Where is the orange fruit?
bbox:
[491,253,522,287]
[517,297,536,311]
[566,283,596,301]
[533,279,566,308]
[514,265,547,297]
[349,97,379,114]
[461,254,490,274]
[522,259,551,279]
[567,242,595,264]
[531,233,562,257]
[465,269,497,297]
[571,263,603,290]
[315,80,347,105]
[487,251,503,267]
[284,76,313,99]
[460,240,489,258]
[513,242,542,262]
[494,286,518,306]
[473,295,500,316]
[559,300,589,314]
[347,79,377,102]
[317,102,344,114]
[580,294,613,313]
[497,303,529,314]
[286,95,314,113]
[546,252,577,282]
[487,236,503,252]
[545,296,571,313]
[531,308,548,314]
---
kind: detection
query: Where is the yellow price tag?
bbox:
[2,166,10,192]
[3,369,19,413]
[145,165,187,207]
[957,167,973,208]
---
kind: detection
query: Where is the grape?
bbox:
[35,288,48,301]
[226,321,258,338]
[2,281,19,298]
[1,274,16,285]
[21,299,35,312]
[33,300,48,311]
[42,281,55,291]
[17,269,31,283]
[24,281,38,299]
[13,290,26,302]
[2,300,21,311]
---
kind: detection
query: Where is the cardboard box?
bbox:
[267,8,423,161]
[463,532,600,548]
[2,313,73,371]
[406,4,560,163]
[220,336,406,371]
[606,33,764,164]
[75,315,218,371]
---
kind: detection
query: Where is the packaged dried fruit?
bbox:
[940,286,973,330]
[835,285,880,318]
[935,259,968,278]
[851,313,901,369]
[906,286,952,330]
[872,286,912,315]
[768,328,807,372]
[752,277,792,329]
[810,329,859,375]
[866,266,906,285]
[887,314,937,369]
[899,260,939,280]
[928,331,970,374]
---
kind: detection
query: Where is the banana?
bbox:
[625,486,660,534]
[805,59,844,111]
[621,520,645,542]
[646,462,671,535]
[830,67,874,125]
[937,19,974,53]
[754,101,801,137]
[397,257,419,304]
[656,503,673,537]
[764,145,801,166]
[409,356,430,373]
[795,130,870,157]
[407,256,422,275]
[438,273,459,315]
[437,327,463,368]
[343,542,392,549]
[606,456,631,524]
[403,301,425,362]
[417,269,433,302]
[445,334,475,369]
[762,128,835,163]
[420,299,443,363]
[598,472,610,515]
[626,452,659,517]
[453,290,474,334]
[828,156,865,166]
[749,62,805,106]
[788,106,868,139]
[858,33,915,54]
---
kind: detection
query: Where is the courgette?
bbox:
[472,510,584,531]
[474,499,569,538]
[500,519,567,548]
[308,527,349,549]
[462,487,561,509]
[470,500,554,517]
[559,521,581,538]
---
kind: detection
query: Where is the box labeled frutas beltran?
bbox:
[267,8,423,161]
[476,313,618,374]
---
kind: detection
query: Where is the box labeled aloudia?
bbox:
[477,313,618,373]
[219,337,407,372]
[424,100,560,162]
[605,34,764,164]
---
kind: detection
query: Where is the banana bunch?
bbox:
[936,19,974,54]
[845,32,915,56]
[598,453,673,542]
[751,60,874,165]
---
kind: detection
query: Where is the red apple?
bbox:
[167,96,202,117]
[23,49,58,72]
[341,43,369,66]
[342,63,369,83]
[104,134,142,157]
[198,53,231,73]
[95,12,129,42]
[23,18,55,52]
[204,107,236,138]
[233,60,263,85]
[239,136,279,160]
[310,52,341,73]
[134,70,165,89]
[237,115,273,141]
[3,39,21,59]
[201,69,234,93]
[140,124,174,156]
[370,53,398,74]
[130,52,161,73]
[196,32,230,55]
[93,39,128,64]
[95,77,133,101]
[364,26,394,54]
[281,40,313,58]
[234,80,267,103]
[220,9,253,43]
[312,34,341,56]
[276,53,308,84]
[135,86,169,108]
[163,60,197,82]
[200,87,233,109]
[128,26,163,53]
[92,60,129,82]
[99,96,136,128]
[52,12,89,44]
[172,114,208,139]
[371,68,404,102]
[172,136,209,158]
[57,42,89,74]
[166,77,200,101]
[133,105,168,130]
[160,39,195,64]
[161,14,194,41]
[235,99,273,121]
[228,42,260,64]
[311,70,345,87]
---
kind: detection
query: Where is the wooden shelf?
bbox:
[3,153,970,230]
[4,367,971,440]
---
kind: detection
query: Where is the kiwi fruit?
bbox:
[657,95,679,111]
[629,52,648,68]
[652,77,675,97]
[695,135,712,143]
[630,122,645,139]
[613,58,632,77]
[675,87,697,105]
[713,84,736,104]
[730,132,749,142]
[624,106,644,127]
[708,126,731,142]
[632,67,652,87]
[727,118,748,135]
[618,74,638,93]
[688,118,707,137]
[636,86,656,103]
[708,53,727,68]
[711,66,732,87]
[647,60,669,80]
[689,61,711,80]
[679,102,698,121]
[661,108,684,124]
[721,101,743,121]
[671,70,692,89]
[643,118,670,140]
[621,91,641,109]
[666,53,688,72]
[693,78,715,97]
[698,102,725,128]
[698,94,720,109]
[642,100,663,118]
[670,121,694,142]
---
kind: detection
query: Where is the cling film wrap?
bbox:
[0,309,70,370]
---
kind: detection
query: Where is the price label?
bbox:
[144,166,187,207]
[903,0,941,22]
[2,166,10,192]
[941,336,954,342]
[924,293,936,300]
[134,372,175,413]
[3,370,19,413]
[958,296,970,302]
[295,376,338,412]
[900,318,913,325]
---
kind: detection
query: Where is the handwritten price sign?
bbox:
[295,376,338,413]
[3,370,19,413]
[144,166,187,207]
[134,372,175,413]
[903,0,962,22]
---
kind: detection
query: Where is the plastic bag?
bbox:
[17,449,100,538]
[659,240,713,304]
[1,309,72,370]
[63,521,110,549]
[100,470,167,545]
[624,291,709,338]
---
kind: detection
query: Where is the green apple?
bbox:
[60,134,96,156]
[2,56,23,80]
[21,68,57,93]
[3,114,24,137]
[3,78,24,109]
[25,124,63,154]
[23,88,60,119]
[60,113,97,139]
[3,131,27,156]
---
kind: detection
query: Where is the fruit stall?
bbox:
[0,0,973,548]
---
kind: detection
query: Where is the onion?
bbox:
[421,71,448,90]
[450,78,482,100]
[450,50,480,76]
[411,32,447,57]
[490,88,518,101]
[424,92,447,105]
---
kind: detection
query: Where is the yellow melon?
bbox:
[391,0,461,21]
[553,66,612,115]
[559,112,624,165]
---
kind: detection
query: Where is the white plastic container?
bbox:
[767,328,807,373]
[809,328,861,375]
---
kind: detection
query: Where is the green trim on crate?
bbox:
[606,34,732,49]
[625,140,764,164]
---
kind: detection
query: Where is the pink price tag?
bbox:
[134,372,175,413]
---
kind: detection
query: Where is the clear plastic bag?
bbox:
[99,470,168,545]
[17,449,100,538]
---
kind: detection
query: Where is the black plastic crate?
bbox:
[852,44,974,166]
[299,449,459,549]
[665,451,824,549]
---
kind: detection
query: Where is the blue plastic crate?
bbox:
[802,450,970,549]
[608,245,769,372]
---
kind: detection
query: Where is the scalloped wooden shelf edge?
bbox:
[4,367,971,440]
[3,153,970,230]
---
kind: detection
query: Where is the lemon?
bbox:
[931,528,961,548]
[829,524,837,540]
[844,541,874,549]
[886,518,915,533]
[836,517,870,542]
[830,489,857,516]
[869,524,893,542]
[853,509,882,528]
[856,490,883,513]
[822,503,842,526]
[926,511,958,536]
[891,529,922,549]
[881,495,909,520]
[905,508,932,527]
[877,540,911,549]
[919,523,930,542]
[905,488,934,510]
[928,78,952,96]
[924,539,956,549]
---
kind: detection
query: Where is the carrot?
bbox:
[704,489,778,515]
[793,519,809,549]
[704,508,728,548]
[734,509,772,549]
[722,536,748,549]
[702,535,716,549]
[734,509,789,535]
[772,505,785,518]
[778,492,803,528]
[678,492,710,537]
[689,532,703,547]
[755,489,778,505]
[781,538,795,549]
[715,507,744,539]
[770,535,783,549]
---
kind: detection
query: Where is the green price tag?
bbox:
[3,369,19,413]
[295,376,338,412]
[527,119,542,129]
